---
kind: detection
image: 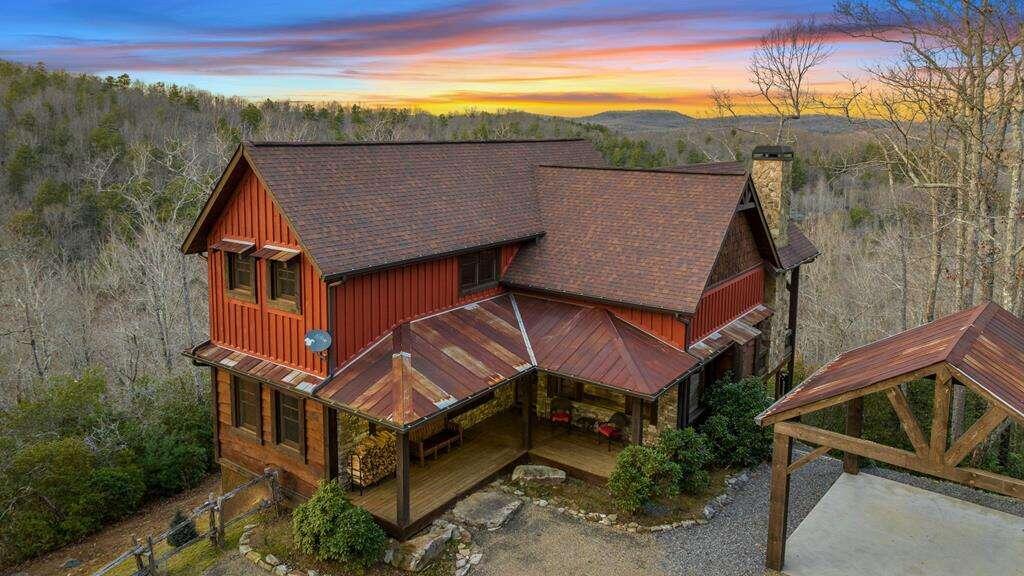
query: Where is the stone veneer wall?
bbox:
[536,373,681,444]
[452,381,516,430]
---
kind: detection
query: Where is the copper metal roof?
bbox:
[759,301,1024,423]
[187,341,323,392]
[318,293,701,428]
[317,295,533,426]
[516,294,698,396]
[688,304,773,361]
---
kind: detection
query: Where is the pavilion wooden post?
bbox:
[931,370,952,461]
[766,431,793,572]
[396,431,410,528]
[844,397,863,474]
[631,398,644,444]
[521,377,533,450]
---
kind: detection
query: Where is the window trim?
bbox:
[225,252,256,303]
[271,389,306,458]
[266,258,302,314]
[458,249,499,295]
[230,376,262,441]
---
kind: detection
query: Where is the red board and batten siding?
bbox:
[689,266,765,344]
[330,244,519,365]
[207,169,328,376]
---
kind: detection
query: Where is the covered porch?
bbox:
[318,293,699,537]
[349,408,623,535]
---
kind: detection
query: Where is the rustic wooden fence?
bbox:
[91,468,282,576]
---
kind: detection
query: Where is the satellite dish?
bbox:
[304,330,332,353]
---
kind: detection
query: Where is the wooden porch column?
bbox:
[521,377,533,450]
[396,431,410,528]
[631,398,644,444]
[323,405,339,481]
[843,397,863,475]
[766,431,793,572]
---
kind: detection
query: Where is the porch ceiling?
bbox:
[317,293,701,428]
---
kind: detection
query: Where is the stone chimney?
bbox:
[751,145,794,247]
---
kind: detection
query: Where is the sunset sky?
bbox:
[0,0,888,116]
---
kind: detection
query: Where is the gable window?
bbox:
[459,249,498,293]
[231,376,261,435]
[226,252,255,301]
[268,258,301,312]
[273,391,305,452]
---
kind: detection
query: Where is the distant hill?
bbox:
[576,109,694,131]
[576,110,866,136]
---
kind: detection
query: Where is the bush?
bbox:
[89,465,146,522]
[607,445,680,514]
[292,481,386,569]
[167,510,198,548]
[700,376,773,467]
[656,428,713,494]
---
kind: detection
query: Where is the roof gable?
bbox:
[503,166,763,313]
[758,301,1024,424]
[183,139,605,279]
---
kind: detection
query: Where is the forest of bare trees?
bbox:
[1,0,1023,564]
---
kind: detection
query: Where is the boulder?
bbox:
[389,522,457,571]
[511,464,566,485]
[452,492,522,530]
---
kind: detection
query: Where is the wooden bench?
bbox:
[410,419,463,466]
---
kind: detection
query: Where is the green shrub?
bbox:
[292,481,386,569]
[656,428,713,494]
[167,510,198,548]
[607,445,680,514]
[89,466,146,522]
[136,431,210,497]
[700,376,773,467]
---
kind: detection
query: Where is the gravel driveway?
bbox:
[472,454,1024,576]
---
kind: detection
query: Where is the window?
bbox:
[226,252,255,300]
[232,377,261,434]
[268,258,300,311]
[274,391,304,451]
[458,249,498,293]
[687,372,707,422]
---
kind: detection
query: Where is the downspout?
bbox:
[784,265,801,395]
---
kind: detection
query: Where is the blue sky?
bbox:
[0,0,884,115]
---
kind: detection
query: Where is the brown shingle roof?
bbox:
[758,301,1024,424]
[503,166,751,314]
[778,220,819,269]
[183,139,604,278]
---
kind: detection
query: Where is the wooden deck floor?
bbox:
[350,410,622,534]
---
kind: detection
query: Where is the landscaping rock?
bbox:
[703,505,717,520]
[265,554,281,566]
[452,491,522,530]
[511,464,566,485]
[389,522,457,571]
[61,559,81,569]
[274,564,289,575]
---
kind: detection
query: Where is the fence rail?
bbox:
[92,467,281,576]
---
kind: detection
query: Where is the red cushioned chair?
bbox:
[549,397,574,432]
[597,412,628,451]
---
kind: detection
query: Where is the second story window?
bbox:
[268,258,300,311]
[226,252,255,301]
[459,248,498,293]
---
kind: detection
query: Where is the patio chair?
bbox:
[597,412,628,451]
[549,397,574,432]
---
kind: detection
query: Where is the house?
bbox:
[181,139,818,537]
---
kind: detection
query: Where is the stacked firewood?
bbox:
[347,430,397,487]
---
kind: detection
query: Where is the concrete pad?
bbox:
[785,472,1024,576]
